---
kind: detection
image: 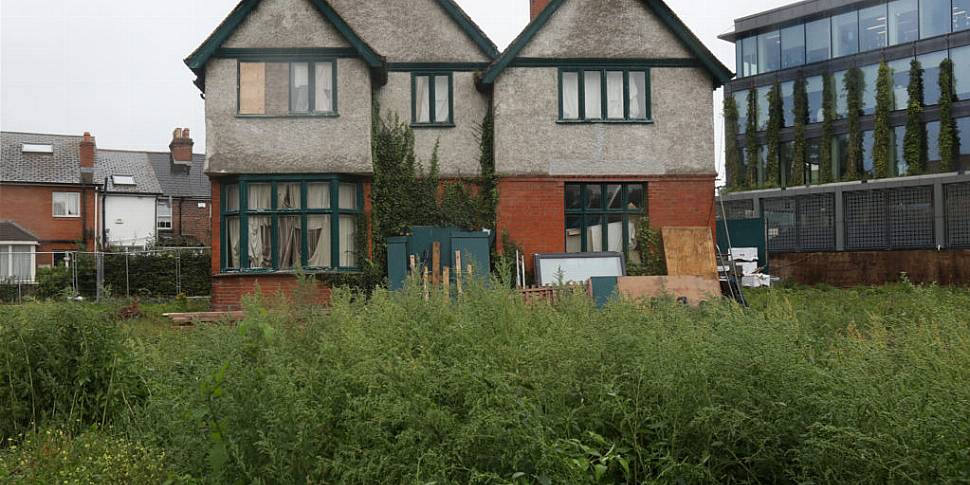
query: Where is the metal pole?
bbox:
[176,248,182,296]
[125,252,130,298]
[96,252,104,302]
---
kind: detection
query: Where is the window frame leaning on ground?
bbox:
[411,71,454,127]
[220,175,364,273]
[564,182,647,259]
[558,67,652,123]
[236,57,339,117]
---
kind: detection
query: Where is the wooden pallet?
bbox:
[163,311,246,326]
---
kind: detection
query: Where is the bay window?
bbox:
[412,72,453,126]
[559,68,651,122]
[0,245,35,284]
[238,59,336,116]
[565,183,646,263]
[221,176,362,272]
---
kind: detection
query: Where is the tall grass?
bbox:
[2,282,970,483]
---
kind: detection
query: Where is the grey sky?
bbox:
[1,0,786,180]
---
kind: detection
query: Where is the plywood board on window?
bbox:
[239,62,266,115]
[616,276,721,307]
[661,227,717,278]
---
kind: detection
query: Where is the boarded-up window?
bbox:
[239,60,336,115]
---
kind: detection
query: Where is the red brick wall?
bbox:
[0,183,97,257]
[496,175,716,272]
[211,273,332,311]
[171,198,211,245]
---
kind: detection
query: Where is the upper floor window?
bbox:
[52,192,80,218]
[238,60,336,116]
[221,177,362,272]
[559,68,651,122]
[412,73,453,127]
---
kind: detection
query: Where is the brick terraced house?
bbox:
[186,0,732,309]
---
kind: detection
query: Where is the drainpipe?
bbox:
[102,177,108,249]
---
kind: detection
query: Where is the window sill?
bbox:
[236,113,340,119]
[410,123,456,129]
[557,119,654,125]
[217,268,362,277]
[53,215,81,219]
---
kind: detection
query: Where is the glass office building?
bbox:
[722,0,970,187]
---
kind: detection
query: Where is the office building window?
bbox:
[833,70,849,118]
[833,11,860,57]
[927,120,941,161]
[806,18,832,63]
[894,125,907,175]
[758,30,782,73]
[781,24,806,68]
[919,50,947,104]
[863,130,876,177]
[861,63,880,115]
[757,85,771,131]
[889,0,920,44]
[834,133,850,179]
[860,4,889,51]
[742,36,759,77]
[807,75,824,123]
[782,81,795,127]
[955,0,970,31]
[735,90,749,135]
[921,0,952,38]
[889,57,914,109]
[952,45,970,99]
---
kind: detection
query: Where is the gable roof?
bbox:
[479,0,733,87]
[184,0,384,90]
[148,153,211,199]
[1,132,85,185]
[0,221,38,243]
[434,0,500,59]
[95,150,164,195]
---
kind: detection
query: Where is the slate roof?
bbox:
[147,152,211,199]
[0,131,84,184]
[0,220,39,242]
[95,150,164,195]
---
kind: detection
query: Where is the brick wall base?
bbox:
[496,175,716,274]
[211,273,332,311]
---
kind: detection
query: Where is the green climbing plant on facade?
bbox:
[745,88,759,188]
[904,59,928,175]
[765,82,783,188]
[723,95,742,189]
[938,58,959,173]
[844,67,864,181]
[873,61,894,179]
[820,74,835,184]
[791,77,808,186]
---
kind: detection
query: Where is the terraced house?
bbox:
[186,0,731,309]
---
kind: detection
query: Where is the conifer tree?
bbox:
[820,74,835,184]
[765,82,783,187]
[844,67,864,181]
[904,59,928,175]
[938,58,959,172]
[873,61,894,179]
[723,95,742,188]
[745,88,759,188]
[791,77,808,186]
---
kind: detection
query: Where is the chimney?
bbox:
[530,0,552,21]
[169,127,194,165]
[79,132,96,184]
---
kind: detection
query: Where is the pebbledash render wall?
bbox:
[491,0,719,268]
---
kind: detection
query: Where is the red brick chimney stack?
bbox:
[79,132,96,168]
[530,0,552,20]
[169,127,194,164]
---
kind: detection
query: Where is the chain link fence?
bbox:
[0,248,210,304]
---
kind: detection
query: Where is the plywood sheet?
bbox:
[662,227,717,278]
[616,276,721,307]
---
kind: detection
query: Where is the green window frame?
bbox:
[237,59,338,117]
[411,72,454,127]
[558,68,652,123]
[564,182,647,259]
[220,175,363,273]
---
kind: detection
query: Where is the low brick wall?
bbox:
[772,249,970,287]
[211,273,332,311]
